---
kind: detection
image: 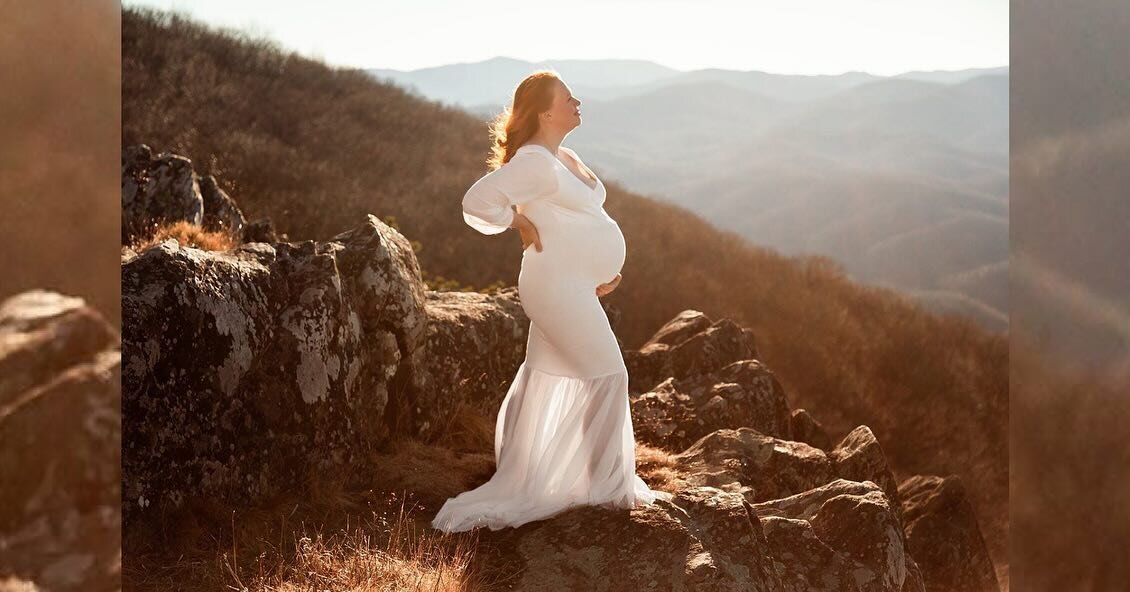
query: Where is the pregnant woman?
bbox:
[432,70,666,533]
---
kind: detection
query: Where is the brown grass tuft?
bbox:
[132,220,240,253]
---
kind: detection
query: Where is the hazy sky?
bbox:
[122,0,1008,75]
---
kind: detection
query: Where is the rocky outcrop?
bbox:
[672,427,834,502]
[631,359,792,450]
[625,310,759,394]
[899,475,999,592]
[0,290,121,591]
[121,144,202,244]
[470,478,924,592]
[473,485,784,591]
[832,425,906,518]
[754,479,925,592]
[671,427,905,519]
[122,214,429,518]
[121,144,274,245]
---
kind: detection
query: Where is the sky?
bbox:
[122,0,1008,76]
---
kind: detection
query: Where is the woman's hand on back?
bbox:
[512,212,542,252]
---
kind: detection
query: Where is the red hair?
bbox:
[486,69,561,171]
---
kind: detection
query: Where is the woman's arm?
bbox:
[462,150,557,235]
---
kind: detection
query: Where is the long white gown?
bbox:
[432,143,664,533]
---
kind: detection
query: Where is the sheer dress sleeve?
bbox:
[462,149,558,234]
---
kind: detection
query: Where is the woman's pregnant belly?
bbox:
[521,205,625,289]
[581,217,627,284]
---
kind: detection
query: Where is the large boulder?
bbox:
[754,479,925,592]
[631,359,791,450]
[625,310,759,393]
[468,479,920,592]
[0,290,121,591]
[898,475,999,592]
[121,214,428,518]
[471,486,784,591]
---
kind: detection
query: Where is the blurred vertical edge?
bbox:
[1012,0,1130,590]
[0,1,122,591]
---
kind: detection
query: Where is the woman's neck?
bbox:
[527,131,567,155]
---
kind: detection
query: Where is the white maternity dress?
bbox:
[432,143,663,533]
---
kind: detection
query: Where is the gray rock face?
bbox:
[121,214,428,518]
[420,288,527,441]
[899,475,1000,592]
[0,290,121,592]
[631,359,791,450]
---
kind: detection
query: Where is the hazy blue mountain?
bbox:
[368,56,681,107]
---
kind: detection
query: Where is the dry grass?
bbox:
[223,498,481,592]
[121,420,680,591]
[123,437,499,592]
[634,443,683,493]
[131,220,240,253]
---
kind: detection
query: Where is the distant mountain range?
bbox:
[369,59,1010,331]
[369,57,1007,107]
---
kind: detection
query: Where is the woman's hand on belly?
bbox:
[595,273,622,297]
[513,212,543,252]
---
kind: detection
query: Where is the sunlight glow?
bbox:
[122,0,1007,75]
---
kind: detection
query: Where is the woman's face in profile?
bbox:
[545,80,582,131]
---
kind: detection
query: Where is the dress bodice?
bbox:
[513,144,607,215]
[460,141,625,284]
